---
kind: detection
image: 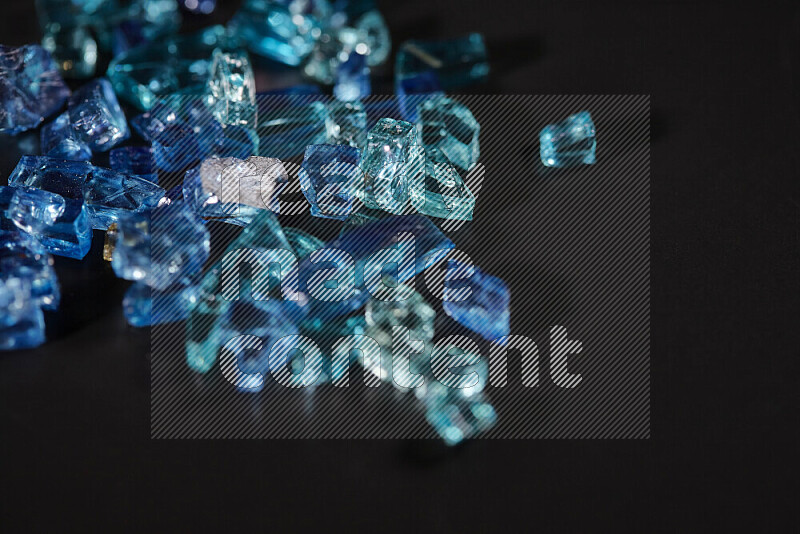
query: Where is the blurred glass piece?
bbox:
[107,25,233,110]
[354,10,389,67]
[68,78,130,151]
[397,70,442,122]
[396,33,489,90]
[303,25,363,85]
[229,0,329,66]
[334,50,370,102]
[111,202,210,290]
[443,262,510,341]
[299,144,361,220]
[539,111,596,168]
[185,210,301,374]
[257,95,330,159]
[260,84,322,96]
[93,0,181,53]
[112,20,148,57]
[183,156,287,226]
[283,227,324,259]
[179,0,216,14]
[123,277,200,326]
[0,299,45,350]
[410,149,474,220]
[417,381,496,445]
[0,228,60,311]
[152,122,213,172]
[325,100,366,148]
[110,146,158,183]
[207,49,256,128]
[0,44,71,135]
[42,24,98,79]
[40,112,92,161]
[360,118,419,214]
[417,95,480,171]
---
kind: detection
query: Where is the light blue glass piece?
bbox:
[7,187,65,234]
[299,144,361,220]
[283,227,324,260]
[82,166,165,229]
[353,9,390,67]
[418,381,497,445]
[229,0,328,66]
[110,146,158,183]
[539,111,596,168]
[417,95,480,171]
[296,314,366,386]
[334,50,370,102]
[107,25,233,110]
[443,262,510,342]
[42,24,98,79]
[179,0,216,14]
[0,44,71,135]
[67,78,130,151]
[182,156,287,226]
[207,49,256,128]
[8,156,90,200]
[111,202,210,290]
[0,300,45,350]
[325,100,367,148]
[410,149,475,220]
[0,228,60,311]
[360,118,419,214]
[40,112,92,161]
[122,276,200,327]
[256,95,330,159]
[185,210,303,375]
[396,70,442,122]
[396,33,489,90]
[303,25,363,85]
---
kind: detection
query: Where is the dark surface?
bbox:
[1,0,798,531]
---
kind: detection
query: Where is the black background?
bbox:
[1,0,798,531]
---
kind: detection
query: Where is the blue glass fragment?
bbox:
[111,202,210,290]
[0,44,71,135]
[334,50,370,102]
[443,261,510,342]
[42,24,98,79]
[110,146,158,183]
[179,0,216,14]
[123,276,200,327]
[539,111,596,168]
[67,78,130,151]
[0,228,60,312]
[112,20,148,57]
[40,112,92,161]
[360,118,420,214]
[299,144,361,220]
[397,70,443,122]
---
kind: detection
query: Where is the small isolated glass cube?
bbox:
[68,78,130,152]
[539,111,596,168]
[299,144,362,220]
[360,118,419,214]
[40,112,92,161]
[410,149,475,220]
[110,146,158,183]
[417,95,480,171]
[443,262,510,342]
[417,381,497,445]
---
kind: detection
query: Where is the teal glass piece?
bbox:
[229,0,329,66]
[354,10,389,67]
[396,33,489,90]
[0,44,71,135]
[182,156,287,226]
[295,313,367,385]
[179,0,216,14]
[0,228,60,312]
[417,380,496,445]
[40,112,92,161]
[410,148,475,220]
[67,78,130,152]
[539,111,596,168]
[299,144,361,220]
[360,118,420,214]
[107,25,233,110]
[42,24,98,79]
[338,204,385,237]
[256,95,330,159]
[122,276,200,327]
[362,288,435,388]
[207,49,256,128]
[111,202,210,290]
[417,95,480,171]
[185,210,302,374]
[325,100,367,148]
[443,262,510,342]
[396,70,443,122]
[283,227,324,260]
